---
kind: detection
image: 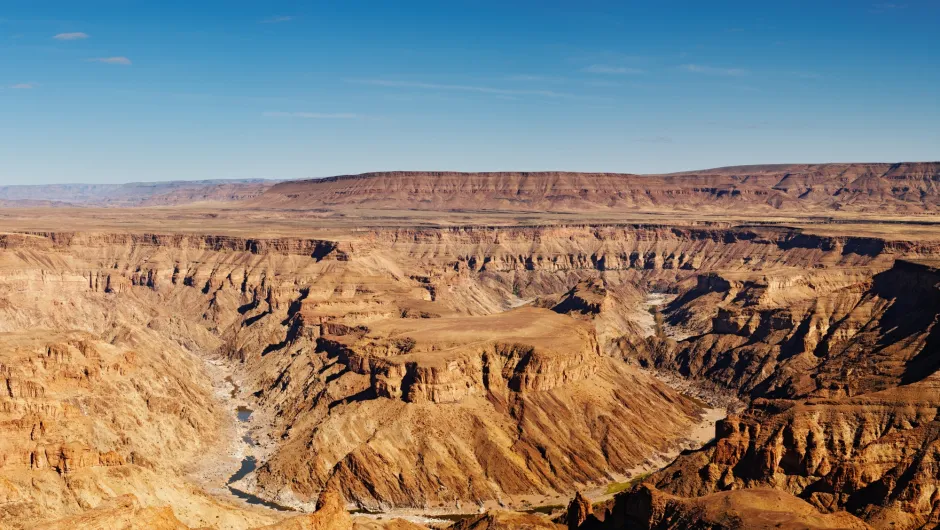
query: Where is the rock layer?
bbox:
[251,163,940,213]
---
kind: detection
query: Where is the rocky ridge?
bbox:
[251,163,940,213]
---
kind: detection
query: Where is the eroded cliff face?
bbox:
[629,259,939,400]
[0,266,279,528]
[0,225,937,528]
[0,227,702,524]
[600,259,940,529]
[620,376,940,529]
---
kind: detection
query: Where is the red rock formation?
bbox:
[593,485,871,529]
[566,491,593,529]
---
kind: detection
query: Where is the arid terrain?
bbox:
[0,163,938,529]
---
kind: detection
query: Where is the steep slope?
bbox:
[635,260,940,399]
[615,376,940,529]
[0,240,280,528]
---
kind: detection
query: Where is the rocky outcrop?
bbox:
[452,510,565,530]
[318,307,603,403]
[566,491,593,529]
[645,378,940,525]
[255,491,351,530]
[633,259,940,400]
[551,281,610,316]
[589,485,871,529]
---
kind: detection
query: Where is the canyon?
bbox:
[0,163,938,529]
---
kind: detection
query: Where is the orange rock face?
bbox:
[603,259,940,528]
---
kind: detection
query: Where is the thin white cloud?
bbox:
[584,80,623,87]
[681,64,747,76]
[88,56,132,65]
[869,3,908,13]
[261,15,294,23]
[9,82,37,89]
[636,136,674,144]
[571,52,649,65]
[53,32,89,40]
[352,79,579,99]
[263,111,361,119]
[583,64,644,75]
[505,74,566,83]
[790,71,821,79]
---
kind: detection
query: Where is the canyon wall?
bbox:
[0,223,937,528]
[589,259,940,529]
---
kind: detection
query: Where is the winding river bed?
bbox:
[226,405,294,511]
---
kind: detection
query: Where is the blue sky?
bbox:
[1,1,937,184]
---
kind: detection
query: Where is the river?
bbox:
[226,406,294,511]
[222,377,295,512]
